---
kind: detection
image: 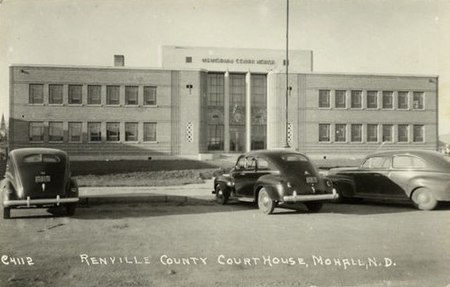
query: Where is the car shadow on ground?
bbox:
[4,199,450,220]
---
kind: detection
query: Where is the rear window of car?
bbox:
[23,154,61,163]
[281,154,308,162]
[392,155,426,169]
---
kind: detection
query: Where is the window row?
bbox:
[318,89,425,110]
[318,124,425,143]
[29,84,157,106]
[29,122,157,143]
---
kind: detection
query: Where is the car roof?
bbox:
[366,149,442,159]
[242,149,308,160]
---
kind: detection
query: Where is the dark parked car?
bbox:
[327,150,450,210]
[213,150,338,214]
[1,148,79,219]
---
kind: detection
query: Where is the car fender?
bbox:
[254,174,285,201]
[213,174,234,195]
[327,174,356,198]
[407,173,450,200]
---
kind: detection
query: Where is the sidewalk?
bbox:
[78,179,215,205]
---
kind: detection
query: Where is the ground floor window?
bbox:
[207,125,224,151]
[413,125,424,142]
[125,122,138,141]
[367,124,378,142]
[106,122,120,142]
[29,122,44,142]
[49,122,63,142]
[144,122,157,142]
[382,124,393,142]
[398,124,409,142]
[318,124,330,142]
[69,122,82,142]
[335,124,346,142]
[88,122,102,142]
[351,124,362,142]
[251,125,266,150]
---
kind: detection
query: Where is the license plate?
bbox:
[35,175,51,183]
[306,176,318,184]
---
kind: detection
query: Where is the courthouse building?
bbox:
[8,46,439,160]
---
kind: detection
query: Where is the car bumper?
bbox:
[4,196,79,208]
[282,188,339,202]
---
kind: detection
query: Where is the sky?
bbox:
[0,0,449,135]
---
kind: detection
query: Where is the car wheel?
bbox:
[411,188,437,211]
[66,204,76,216]
[215,185,229,205]
[305,202,323,213]
[257,188,275,215]
[3,207,10,219]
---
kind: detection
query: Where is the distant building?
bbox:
[8,46,438,160]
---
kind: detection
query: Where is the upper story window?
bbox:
[318,124,331,142]
[29,122,44,142]
[350,90,362,108]
[413,92,424,109]
[251,74,267,107]
[29,84,44,104]
[335,90,346,108]
[366,91,378,109]
[68,85,82,104]
[107,86,120,105]
[49,84,63,104]
[144,86,157,105]
[125,86,138,105]
[318,90,330,108]
[397,91,409,109]
[207,73,224,106]
[382,91,393,109]
[88,85,101,105]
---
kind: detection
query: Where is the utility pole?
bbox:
[284,0,290,148]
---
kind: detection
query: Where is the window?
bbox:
[318,90,330,108]
[207,124,224,150]
[29,84,44,104]
[24,154,61,163]
[367,124,378,142]
[413,125,424,142]
[413,92,424,109]
[382,124,393,142]
[68,85,82,104]
[207,73,224,106]
[335,90,346,108]
[367,91,378,109]
[69,122,82,142]
[29,122,44,142]
[106,122,120,142]
[256,158,273,171]
[382,91,393,109]
[362,156,391,169]
[393,156,426,169]
[88,122,102,142]
[125,86,138,105]
[49,84,63,104]
[88,85,101,105]
[351,124,362,142]
[351,90,362,108]
[335,124,346,142]
[144,122,157,142]
[186,56,192,63]
[125,122,138,141]
[397,91,409,109]
[318,124,330,142]
[107,86,120,105]
[49,122,63,142]
[144,86,157,105]
[398,125,409,142]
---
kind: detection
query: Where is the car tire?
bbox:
[305,202,323,213]
[411,188,437,211]
[215,184,229,205]
[66,204,76,216]
[3,207,10,219]
[257,188,275,215]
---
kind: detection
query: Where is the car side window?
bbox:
[392,155,427,169]
[361,156,391,169]
[256,158,271,171]
[235,156,246,170]
[245,157,256,171]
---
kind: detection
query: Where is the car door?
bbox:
[232,156,258,198]
[355,156,391,198]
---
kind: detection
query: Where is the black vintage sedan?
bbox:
[327,150,450,210]
[1,148,79,219]
[213,150,338,214]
